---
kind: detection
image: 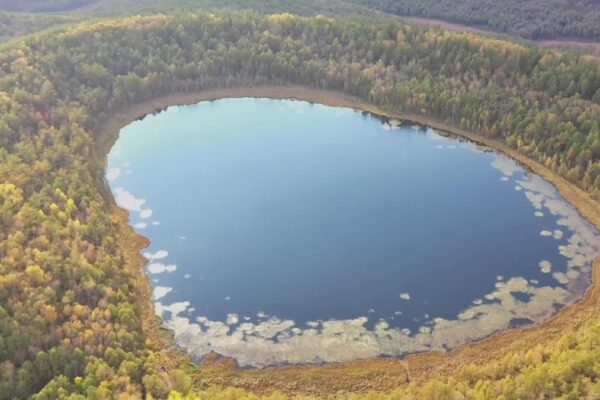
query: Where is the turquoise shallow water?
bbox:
[107,98,600,367]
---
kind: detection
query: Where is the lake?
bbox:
[107,98,600,367]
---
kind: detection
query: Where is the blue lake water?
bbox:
[107,98,600,367]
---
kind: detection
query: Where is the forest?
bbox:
[349,0,600,41]
[0,10,599,399]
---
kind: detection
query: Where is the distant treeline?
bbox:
[349,0,600,40]
[0,12,599,399]
[0,13,78,43]
[0,0,96,12]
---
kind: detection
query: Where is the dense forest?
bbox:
[0,11,599,399]
[349,0,600,40]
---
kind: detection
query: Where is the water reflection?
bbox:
[108,99,600,367]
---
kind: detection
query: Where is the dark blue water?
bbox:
[107,98,599,366]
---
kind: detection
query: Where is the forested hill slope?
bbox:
[0,12,599,399]
[347,0,600,41]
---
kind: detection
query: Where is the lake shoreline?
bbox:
[98,85,600,395]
